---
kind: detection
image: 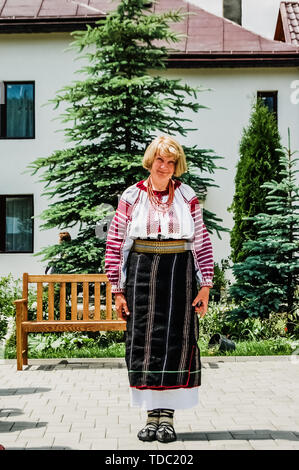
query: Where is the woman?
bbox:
[104,135,214,443]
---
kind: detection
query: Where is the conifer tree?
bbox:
[228,129,299,325]
[26,0,226,275]
[229,98,283,263]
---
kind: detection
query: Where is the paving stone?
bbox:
[118,442,159,450]
[82,407,108,415]
[80,429,106,439]
[156,441,187,450]
[273,440,299,449]
[105,425,131,437]
[90,438,118,450]
[24,438,55,449]
[0,433,20,442]
[43,425,72,434]
[206,444,227,450]
[249,439,279,449]
[186,442,220,451]
[69,442,93,450]
[189,423,216,431]
[223,441,254,450]
[52,431,81,441]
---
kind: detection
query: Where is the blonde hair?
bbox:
[142,135,188,177]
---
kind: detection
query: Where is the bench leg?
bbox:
[22,331,28,366]
[16,322,23,371]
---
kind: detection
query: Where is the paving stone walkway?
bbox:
[0,356,299,450]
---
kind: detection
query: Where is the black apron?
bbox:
[124,248,201,390]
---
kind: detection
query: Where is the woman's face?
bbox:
[150,153,176,181]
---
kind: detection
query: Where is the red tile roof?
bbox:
[0,0,298,66]
[274,1,299,45]
[182,3,299,53]
[0,0,110,17]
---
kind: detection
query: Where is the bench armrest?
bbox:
[14,298,28,322]
[14,298,28,305]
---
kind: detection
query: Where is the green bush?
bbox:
[0,274,22,341]
[6,329,125,356]
[198,300,291,344]
[200,337,295,356]
[28,332,94,352]
[0,273,45,343]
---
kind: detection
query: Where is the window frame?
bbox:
[257,90,278,123]
[0,80,35,140]
[0,194,34,253]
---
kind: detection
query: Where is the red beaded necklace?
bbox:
[146,175,175,213]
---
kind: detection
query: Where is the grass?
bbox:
[4,342,126,359]
[198,337,294,356]
[4,336,294,360]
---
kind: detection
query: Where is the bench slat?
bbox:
[48,283,55,321]
[22,273,28,319]
[83,282,89,321]
[60,282,66,321]
[22,320,126,333]
[37,283,43,321]
[71,283,77,321]
[106,282,112,320]
[94,282,100,321]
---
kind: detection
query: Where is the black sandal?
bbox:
[137,422,159,442]
[156,422,177,443]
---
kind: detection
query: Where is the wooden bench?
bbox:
[14,273,126,370]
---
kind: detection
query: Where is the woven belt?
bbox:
[132,239,188,254]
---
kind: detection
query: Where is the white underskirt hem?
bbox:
[129,387,199,410]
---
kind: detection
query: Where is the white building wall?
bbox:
[0,33,85,279]
[166,67,299,283]
[0,33,298,283]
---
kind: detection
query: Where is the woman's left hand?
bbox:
[192,287,210,318]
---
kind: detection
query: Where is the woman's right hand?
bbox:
[114,293,130,319]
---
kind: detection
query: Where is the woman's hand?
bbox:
[192,287,210,318]
[114,293,130,319]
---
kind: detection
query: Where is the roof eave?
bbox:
[167,52,299,68]
[0,16,102,34]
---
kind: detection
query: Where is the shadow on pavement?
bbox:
[0,407,48,433]
[178,430,299,441]
[7,421,48,432]
[0,388,51,395]
[0,408,22,417]
[4,446,72,450]
[24,360,126,371]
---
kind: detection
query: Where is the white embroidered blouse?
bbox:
[104,179,214,293]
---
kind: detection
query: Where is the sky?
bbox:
[184,0,284,40]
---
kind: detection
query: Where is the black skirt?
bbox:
[124,248,201,390]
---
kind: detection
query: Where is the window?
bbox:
[0,82,35,139]
[0,195,34,253]
[257,91,278,122]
